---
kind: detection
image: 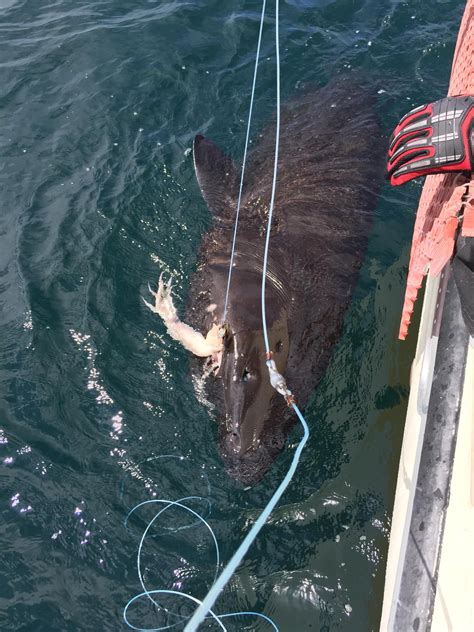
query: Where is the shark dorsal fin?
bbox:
[193,135,238,215]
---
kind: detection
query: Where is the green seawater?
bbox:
[0,0,466,630]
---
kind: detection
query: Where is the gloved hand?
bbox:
[387,95,474,185]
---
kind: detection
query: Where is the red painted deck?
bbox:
[399,0,474,340]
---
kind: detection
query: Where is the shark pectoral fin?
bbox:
[193,135,239,215]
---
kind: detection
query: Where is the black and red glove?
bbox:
[387,95,474,186]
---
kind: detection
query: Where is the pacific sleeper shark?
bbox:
[145,74,383,486]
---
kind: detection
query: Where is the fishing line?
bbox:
[125,1,310,629]
[223,0,266,322]
[261,0,280,356]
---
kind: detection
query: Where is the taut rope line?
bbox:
[222,0,267,322]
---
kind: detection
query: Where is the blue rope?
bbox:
[123,496,284,631]
[183,1,311,630]
[125,2,311,629]
[261,0,280,355]
[223,0,267,322]
[183,406,308,632]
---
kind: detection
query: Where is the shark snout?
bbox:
[218,360,292,485]
[223,386,251,456]
[222,376,269,459]
[223,421,242,455]
[224,398,244,455]
[217,326,289,483]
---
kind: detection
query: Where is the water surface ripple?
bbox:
[0,0,465,630]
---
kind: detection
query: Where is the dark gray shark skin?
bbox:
[187,75,383,486]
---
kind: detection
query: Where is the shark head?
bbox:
[192,133,294,485]
[203,263,292,485]
[217,308,291,485]
[189,77,383,484]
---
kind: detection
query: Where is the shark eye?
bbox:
[275,341,283,352]
[242,368,250,382]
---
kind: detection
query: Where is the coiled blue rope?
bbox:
[124,405,308,630]
[125,1,310,629]
[123,494,280,631]
[183,410,308,632]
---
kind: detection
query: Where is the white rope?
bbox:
[261,0,280,355]
[223,0,267,322]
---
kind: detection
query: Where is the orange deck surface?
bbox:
[399,0,474,340]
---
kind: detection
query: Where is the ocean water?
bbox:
[0,0,466,630]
